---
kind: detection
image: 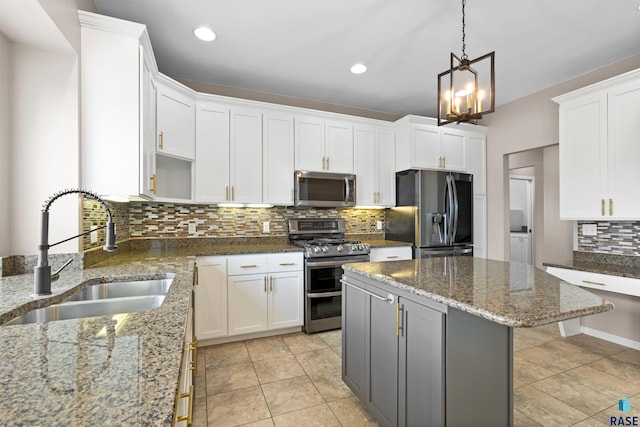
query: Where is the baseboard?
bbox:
[198,326,302,347]
[581,326,640,351]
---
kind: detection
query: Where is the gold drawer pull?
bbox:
[176,385,194,426]
[240,264,258,268]
[279,262,296,266]
[189,337,197,374]
[386,256,399,259]
[150,174,157,194]
[609,198,613,216]
[582,280,606,286]
[601,199,605,216]
[396,304,404,336]
[159,131,164,150]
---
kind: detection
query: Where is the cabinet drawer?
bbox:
[228,255,268,275]
[369,247,412,262]
[267,253,304,272]
[546,266,640,297]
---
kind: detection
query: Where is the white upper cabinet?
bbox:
[263,112,295,205]
[195,102,230,203]
[354,125,396,206]
[465,132,487,195]
[554,69,640,220]
[230,108,263,203]
[195,101,262,204]
[156,81,196,160]
[395,115,467,172]
[79,12,156,199]
[295,115,354,173]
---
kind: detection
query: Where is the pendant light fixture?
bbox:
[437,0,495,126]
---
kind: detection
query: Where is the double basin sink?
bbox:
[3,277,173,326]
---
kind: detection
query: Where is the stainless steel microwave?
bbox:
[294,171,356,207]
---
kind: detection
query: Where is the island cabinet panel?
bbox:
[342,273,445,427]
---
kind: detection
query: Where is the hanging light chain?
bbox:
[461,0,468,60]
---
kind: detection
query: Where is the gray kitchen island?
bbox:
[341,257,614,427]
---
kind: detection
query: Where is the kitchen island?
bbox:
[341,257,614,427]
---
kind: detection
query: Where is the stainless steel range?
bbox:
[288,218,370,333]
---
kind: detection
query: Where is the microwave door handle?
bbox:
[344,177,350,204]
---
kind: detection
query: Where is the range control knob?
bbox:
[313,246,320,253]
[336,245,344,252]
[321,246,329,253]
[357,244,364,251]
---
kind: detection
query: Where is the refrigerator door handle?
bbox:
[451,175,459,244]
[446,175,455,245]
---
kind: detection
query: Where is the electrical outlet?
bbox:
[376,220,383,231]
[263,221,270,233]
[188,222,197,235]
[90,226,98,244]
[582,223,597,236]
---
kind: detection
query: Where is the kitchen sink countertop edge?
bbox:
[0,256,194,426]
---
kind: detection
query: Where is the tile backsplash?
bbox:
[577,221,640,256]
[83,201,385,251]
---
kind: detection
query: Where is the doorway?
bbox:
[509,175,534,265]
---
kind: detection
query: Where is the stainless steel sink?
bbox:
[4,295,166,326]
[63,278,172,302]
[3,277,173,326]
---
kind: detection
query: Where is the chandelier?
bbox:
[437,0,495,126]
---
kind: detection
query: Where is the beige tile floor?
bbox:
[193,324,640,426]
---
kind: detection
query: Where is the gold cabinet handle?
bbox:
[189,338,198,374]
[176,385,194,426]
[326,157,330,170]
[269,276,273,292]
[396,304,404,336]
[601,199,605,216]
[582,280,606,286]
[442,156,446,168]
[225,185,229,201]
[150,174,157,194]
[241,264,258,269]
[264,276,267,292]
[386,256,399,259]
[159,131,164,150]
[232,186,235,201]
[322,157,326,170]
[609,198,613,216]
[279,262,296,266]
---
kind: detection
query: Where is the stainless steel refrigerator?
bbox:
[386,169,473,258]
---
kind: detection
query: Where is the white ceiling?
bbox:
[94,0,640,118]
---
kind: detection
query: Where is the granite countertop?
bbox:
[544,252,640,280]
[0,256,194,426]
[343,257,614,328]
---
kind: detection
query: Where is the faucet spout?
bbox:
[34,189,117,295]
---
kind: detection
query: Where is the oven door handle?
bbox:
[306,258,369,267]
[307,291,342,298]
[341,280,396,304]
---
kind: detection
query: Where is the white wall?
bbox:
[0,31,10,256]
[482,54,640,264]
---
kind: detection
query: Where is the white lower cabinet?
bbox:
[369,246,412,262]
[174,293,195,427]
[194,257,228,340]
[196,253,303,340]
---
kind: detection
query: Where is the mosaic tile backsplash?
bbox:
[83,201,385,251]
[577,221,640,256]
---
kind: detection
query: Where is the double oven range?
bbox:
[288,219,370,333]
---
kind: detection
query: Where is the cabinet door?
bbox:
[325,120,354,173]
[342,280,367,400]
[366,286,399,426]
[195,102,230,203]
[440,128,466,171]
[263,112,295,205]
[228,274,268,335]
[398,298,444,427]
[467,133,486,195]
[268,271,303,329]
[156,83,196,159]
[230,108,262,203]
[607,78,640,219]
[140,52,157,198]
[410,125,440,169]
[194,257,228,340]
[354,127,377,206]
[558,91,607,219]
[377,129,396,206]
[295,116,325,171]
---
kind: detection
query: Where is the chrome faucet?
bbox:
[34,189,117,295]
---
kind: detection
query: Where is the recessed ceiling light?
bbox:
[193,26,216,42]
[350,63,367,74]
